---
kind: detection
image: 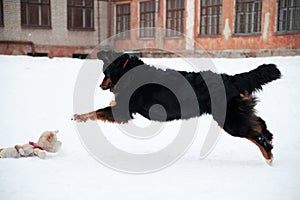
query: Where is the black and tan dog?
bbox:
[73,51,281,164]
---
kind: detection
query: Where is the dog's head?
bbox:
[97,50,144,91]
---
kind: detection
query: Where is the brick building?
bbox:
[0,0,108,57]
[112,0,300,57]
[0,0,299,57]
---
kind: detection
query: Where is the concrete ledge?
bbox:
[141,49,300,58]
[0,42,299,58]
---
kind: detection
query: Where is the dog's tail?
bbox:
[233,64,281,94]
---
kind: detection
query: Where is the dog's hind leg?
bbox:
[222,95,274,164]
[246,116,274,165]
[223,116,274,164]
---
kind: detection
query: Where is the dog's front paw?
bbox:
[72,114,88,122]
[72,112,97,122]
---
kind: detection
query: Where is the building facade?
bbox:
[0,0,299,57]
[0,0,108,57]
[112,0,300,57]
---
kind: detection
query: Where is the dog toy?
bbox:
[0,130,62,159]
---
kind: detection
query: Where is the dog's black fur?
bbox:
[74,50,281,162]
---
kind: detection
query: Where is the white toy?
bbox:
[0,130,62,159]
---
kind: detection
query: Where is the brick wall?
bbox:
[193,0,300,56]
[113,0,300,57]
[0,0,108,57]
[1,0,299,57]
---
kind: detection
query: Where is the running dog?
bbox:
[73,51,281,164]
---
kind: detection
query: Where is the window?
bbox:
[140,1,155,38]
[234,0,262,34]
[0,0,3,26]
[200,0,222,36]
[277,0,300,33]
[166,0,184,37]
[116,3,131,39]
[21,0,51,28]
[67,0,94,30]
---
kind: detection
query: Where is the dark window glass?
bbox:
[277,0,300,33]
[116,3,130,38]
[200,0,222,36]
[67,0,94,30]
[235,0,262,34]
[21,0,51,28]
[140,1,155,38]
[166,0,184,37]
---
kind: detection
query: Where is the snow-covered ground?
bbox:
[0,55,299,200]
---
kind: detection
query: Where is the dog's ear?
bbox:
[97,50,123,66]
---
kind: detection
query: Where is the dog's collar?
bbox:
[29,141,43,150]
[122,58,129,69]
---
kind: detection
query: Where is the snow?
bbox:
[0,55,300,200]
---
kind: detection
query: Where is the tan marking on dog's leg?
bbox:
[109,100,117,107]
[247,138,273,162]
[96,110,115,123]
[96,108,128,124]
[73,111,98,122]
[240,92,251,100]
[74,107,129,124]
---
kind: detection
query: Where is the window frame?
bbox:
[276,0,300,34]
[234,0,262,36]
[67,0,95,31]
[139,0,156,39]
[165,0,185,38]
[116,3,131,39]
[199,0,223,37]
[21,0,52,29]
